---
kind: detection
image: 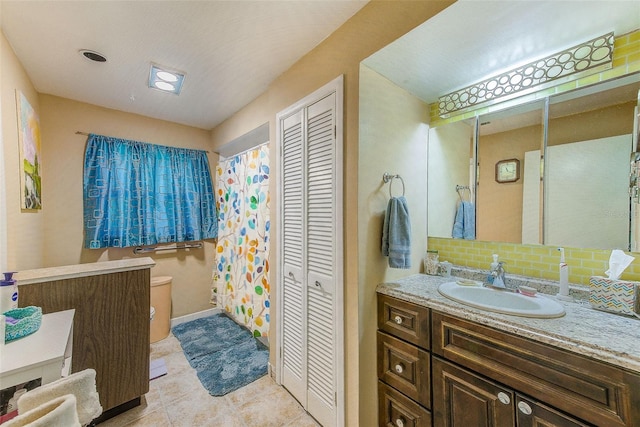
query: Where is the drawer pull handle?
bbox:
[497,392,511,405]
[394,315,403,325]
[518,401,533,415]
[395,416,405,427]
[394,363,404,374]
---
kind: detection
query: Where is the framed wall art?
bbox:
[16,90,42,210]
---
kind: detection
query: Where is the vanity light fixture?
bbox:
[438,32,614,117]
[148,64,185,95]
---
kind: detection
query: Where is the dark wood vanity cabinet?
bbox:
[432,312,640,427]
[377,294,640,427]
[432,357,591,427]
[378,294,432,427]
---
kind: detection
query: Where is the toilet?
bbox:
[150,276,172,343]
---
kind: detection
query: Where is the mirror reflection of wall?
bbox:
[427,119,474,239]
[477,101,544,244]
[427,79,639,251]
[544,83,636,250]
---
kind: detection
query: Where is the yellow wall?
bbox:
[209,2,455,424]
[477,124,541,243]
[2,28,217,317]
[358,64,429,425]
[38,95,217,318]
[1,31,45,270]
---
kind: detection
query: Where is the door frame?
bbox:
[275,74,344,426]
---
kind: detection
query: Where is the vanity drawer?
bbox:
[432,311,640,427]
[378,294,430,350]
[378,381,431,427]
[377,331,431,408]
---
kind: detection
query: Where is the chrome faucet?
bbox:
[490,261,506,288]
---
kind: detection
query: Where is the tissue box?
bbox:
[589,276,639,316]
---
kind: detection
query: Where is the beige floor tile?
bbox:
[236,385,306,427]
[123,408,171,426]
[155,368,204,406]
[225,375,281,407]
[160,349,193,375]
[100,333,314,427]
[98,394,164,427]
[284,413,321,427]
[150,334,183,359]
[165,387,238,427]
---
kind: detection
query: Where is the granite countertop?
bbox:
[377,274,640,374]
[15,257,156,285]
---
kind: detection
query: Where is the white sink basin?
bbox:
[438,281,565,318]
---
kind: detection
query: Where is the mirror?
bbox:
[427,78,639,250]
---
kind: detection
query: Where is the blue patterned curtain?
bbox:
[83,134,217,248]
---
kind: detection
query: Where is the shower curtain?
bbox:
[213,144,270,337]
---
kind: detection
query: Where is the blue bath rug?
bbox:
[191,338,269,396]
[171,313,268,396]
[171,314,253,360]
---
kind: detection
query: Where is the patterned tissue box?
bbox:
[589,276,639,316]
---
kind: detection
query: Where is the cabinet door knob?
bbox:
[497,392,511,405]
[394,363,404,374]
[394,315,403,324]
[518,401,533,415]
[395,416,405,427]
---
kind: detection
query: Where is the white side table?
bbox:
[0,309,74,389]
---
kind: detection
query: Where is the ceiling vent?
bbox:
[79,49,107,62]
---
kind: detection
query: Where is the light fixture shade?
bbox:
[148,64,185,95]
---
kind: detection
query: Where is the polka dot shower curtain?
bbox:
[213,144,270,337]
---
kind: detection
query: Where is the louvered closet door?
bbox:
[281,110,307,405]
[305,94,337,427]
[279,80,341,427]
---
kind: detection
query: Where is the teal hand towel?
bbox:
[382,196,411,269]
[452,201,475,240]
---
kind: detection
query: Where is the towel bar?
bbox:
[382,172,405,197]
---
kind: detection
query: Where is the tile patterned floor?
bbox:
[100,334,320,427]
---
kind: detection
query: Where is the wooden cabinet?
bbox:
[377,294,431,427]
[378,331,430,407]
[377,294,640,427]
[378,294,430,349]
[379,381,431,427]
[432,357,591,427]
[17,260,153,419]
[432,311,640,426]
[432,357,514,427]
[515,395,592,427]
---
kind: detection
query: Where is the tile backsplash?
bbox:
[428,237,640,286]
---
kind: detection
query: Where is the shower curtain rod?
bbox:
[76,131,210,153]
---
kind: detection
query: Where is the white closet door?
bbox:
[281,110,307,404]
[278,76,343,427]
[306,94,337,427]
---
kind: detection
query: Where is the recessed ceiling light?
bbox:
[154,81,175,91]
[156,71,179,83]
[149,64,185,95]
[79,49,107,62]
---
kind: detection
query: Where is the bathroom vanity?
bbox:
[377,274,640,427]
[15,258,155,420]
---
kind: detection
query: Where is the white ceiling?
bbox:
[363,0,640,106]
[0,0,368,130]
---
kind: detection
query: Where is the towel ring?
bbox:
[383,172,405,197]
